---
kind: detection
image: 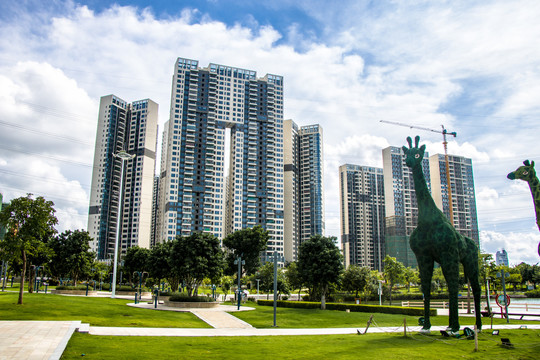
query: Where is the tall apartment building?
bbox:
[283,120,324,262]
[382,146,431,267]
[429,154,480,245]
[157,58,285,260]
[88,95,159,260]
[339,165,385,270]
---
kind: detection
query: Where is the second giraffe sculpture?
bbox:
[507,160,540,256]
[403,136,482,335]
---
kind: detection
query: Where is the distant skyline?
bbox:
[0,0,539,264]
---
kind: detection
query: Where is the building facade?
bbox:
[429,154,480,245]
[339,164,385,270]
[382,146,431,267]
[283,120,325,262]
[157,58,285,260]
[88,95,159,260]
[496,249,509,266]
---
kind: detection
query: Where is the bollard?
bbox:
[154,288,159,309]
[44,283,48,294]
[134,291,138,305]
[86,282,89,296]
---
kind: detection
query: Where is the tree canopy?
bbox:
[0,194,57,304]
[383,255,405,305]
[341,265,371,298]
[122,246,151,284]
[223,225,269,275]
[170,233,224,296]
[297,235,343,309]
[48,230,94,285]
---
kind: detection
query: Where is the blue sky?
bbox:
[1,0,539,264]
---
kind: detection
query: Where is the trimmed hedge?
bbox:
[56,285,87,291]
[257,300,436,317]
[169,294,215,302]
[525,289,540,298]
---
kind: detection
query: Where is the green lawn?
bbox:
[230,301,534,329]
[0,292,209,328]
[61,330,540,359]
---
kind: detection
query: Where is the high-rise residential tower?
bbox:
[283,120,325,262]
[339,164,385,270]
[88,95,158,260]
[157,58,284,260]
[429,154,480,245]
[382,146,431,267]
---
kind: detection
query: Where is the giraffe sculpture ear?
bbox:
[420,144,426,153]
[406,136,413,148]
[402,146,409,154]
[531,160,535,168]
[524,160,530,166]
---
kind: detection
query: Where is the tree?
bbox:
[170,233,224,296]
[341,265,371,298]
[148,241,178,291]
[49,230,94,285]
[223,225,269,275]
[122,246,151,285]
[285,261,303,301]
[297,235,343,309]
[403,267,419,293]
[0,194,57,304]
[257,262,290,300]
[383,255,405,305]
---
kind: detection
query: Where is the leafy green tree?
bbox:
[170,233,224,296]
[48,230,94,285]
[383,255,405,305]
[403,267,419,293]
[341,265,371,298]
[148,241,178,291]
[220,275,234,296]
[258,262,290,299]
[285,261,303,301]
[432,266,446,292]
[0,194,57,304]
[297,235,343,309]
[122,246,151,285]
[223,225,269,275]
[515,262,532,290]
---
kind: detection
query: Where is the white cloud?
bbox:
[0,2,539,263]
[480,230,539,265]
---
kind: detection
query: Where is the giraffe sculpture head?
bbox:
[402,135,426,168]
[507,160,536,181]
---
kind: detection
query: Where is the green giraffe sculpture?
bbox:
[402,136,482,335]
[507,160,540,256]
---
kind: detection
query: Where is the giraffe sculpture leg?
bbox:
[440,257,461,335]
[463,239,483,331]
[417,255,434,333]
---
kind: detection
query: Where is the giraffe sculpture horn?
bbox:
[414,135,420,148]
[406,136,413,148]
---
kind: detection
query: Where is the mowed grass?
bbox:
[61,330,540,359]
[0,292,209,328]
[230,302,534,329]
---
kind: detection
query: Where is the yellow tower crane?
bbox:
[380,120,457,226]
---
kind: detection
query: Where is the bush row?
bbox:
[257,300,435,317]
[525,289,540,298]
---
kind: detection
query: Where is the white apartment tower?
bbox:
[157,58,285,260]
[283,120,325,262]
[429,154,480,245]
[339,164,385,270]
[88,95,158,260]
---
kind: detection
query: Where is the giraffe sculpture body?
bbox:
[507,160,540,256]
[403,136,482,335]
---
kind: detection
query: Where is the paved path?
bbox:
[0,321,83,360]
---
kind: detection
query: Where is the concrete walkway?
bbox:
[0,321,83,360]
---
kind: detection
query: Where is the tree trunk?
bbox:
[28,263,34,293]
[18,250,26,305]
[320,284,327,310]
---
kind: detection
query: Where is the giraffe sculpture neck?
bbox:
[411,163,441,223]
[526,175,540,231]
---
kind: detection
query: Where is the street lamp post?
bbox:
[111,151,135,299]
[378,280,383,306]
[234,255,245,310]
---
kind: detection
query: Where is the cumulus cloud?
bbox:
[0,2,539,264]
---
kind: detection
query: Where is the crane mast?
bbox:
[380,120,457,226]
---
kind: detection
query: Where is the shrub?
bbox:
[257,300,435,317]
[169,294,216,302]
[55,285,87,291]
[525,289,540,298]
